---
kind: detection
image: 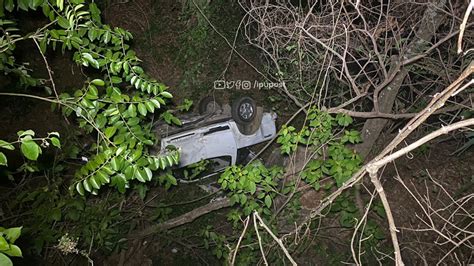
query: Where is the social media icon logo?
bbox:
[214,80,226,90]
[242,80,251,90]
[226,81,235,89]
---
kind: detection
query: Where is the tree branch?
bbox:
[134,198,231,238]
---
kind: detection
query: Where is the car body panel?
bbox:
[157,112,277,168]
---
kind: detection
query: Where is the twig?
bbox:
[33,38,60,101]
[253,214,268,266]
[457,0,474,54]
[230,216,250,265]
[254,211,297,265]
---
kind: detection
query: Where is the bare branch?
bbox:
[254,211,297,266]
[457,0,474,54]
[135,198,231,237]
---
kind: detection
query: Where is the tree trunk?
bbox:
[355,0,448,159]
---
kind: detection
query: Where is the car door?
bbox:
[202,124,237,165]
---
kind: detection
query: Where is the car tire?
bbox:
[232,96,257,125]
[232,96,262,135]
[198,96,221,115]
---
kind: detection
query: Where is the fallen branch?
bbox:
[135,197,231,237]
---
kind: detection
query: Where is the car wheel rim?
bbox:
[206,102,216,111]
[239,102,254,120]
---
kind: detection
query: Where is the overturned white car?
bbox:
[155,96,277,168]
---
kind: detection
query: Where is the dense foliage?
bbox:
[0,0,184,261]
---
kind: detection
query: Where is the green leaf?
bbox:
[264,195,272,208]
[49,131,60,137]
[96,170,110,184]
[161,91,172,99]
[0,236,8,251]
[145,101,155,113]
[95,115,107,129]
[157,97,166,105]
[18,130,35,137]
[150,99,161,109]
[127,117,139,126]
[131,146,143,161]
[3,227,21,243]
[111,174,127,193]
[32,0,44,9]
[56,0,64,10]
[89,176,100,189]
[130,76,138,87]
[373,228,385,240]
[110,157,120,171]
[0,152,7,166]
[89,2,101,22]
[339,211,356,228]
[128,104,137,118]
[104,126,117,139]
[76,182,85,196]
[5,0,14,12]
[167,174,177,186]
[136,169,147,182]
[230,194,239,205]
[249,182,256,195]
[107,75,120,84]
[18,0,28,10]
[20,140,41,161]
[83,178,92,192]
[91,79,105,86]
[134,78,141,90]
[50,137,61,148]
[336,114,353,127]
[171,116,182,126]
[144,167,153,181]
[132,66,144,74]
[137,103,147,116]
[0,140,14,150]
[82,53,99,68]
[116,146,125,156]
[165,155,174,167]
[240,194,247,205]
[103,30,111,44]
[0,253,12,266]
[57,16,70,29]
[159,157,167,170]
